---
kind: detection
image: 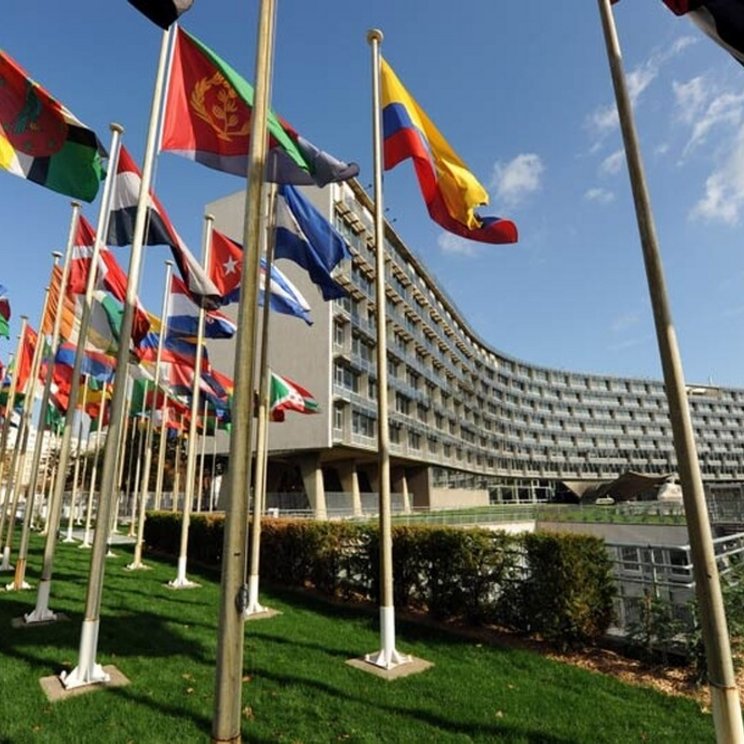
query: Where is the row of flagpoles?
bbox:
[0,0,742,742]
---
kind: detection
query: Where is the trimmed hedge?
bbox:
[144,513,615,645]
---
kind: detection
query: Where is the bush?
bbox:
[144,514,615,647]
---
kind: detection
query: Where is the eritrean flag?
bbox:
[0,50,106,202]
[269,371,319,422]
[380,57,517,245]
[161,27,358,185]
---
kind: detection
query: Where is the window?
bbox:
[352,411,376,437]
[408,430,421,450]
[333,320,345,346]
[333,406,344,431]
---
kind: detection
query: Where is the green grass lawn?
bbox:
[0,533,715,743]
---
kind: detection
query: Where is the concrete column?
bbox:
[338,461,362,517]
[393,469,411,514]
[299,455,326,520]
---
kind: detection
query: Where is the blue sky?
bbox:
[3,2,744,387]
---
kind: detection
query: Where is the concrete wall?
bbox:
[536,520,691,546]
[206,188,334,455]
[429,487,490,510]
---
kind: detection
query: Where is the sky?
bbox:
[3,2,744,388]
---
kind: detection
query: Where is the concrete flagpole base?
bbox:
[0,546,14,571]
[24,580,59,625]
[364,606,412,670]
[167,556,199,589]
[60,619,110,690]
[62,534,77,544]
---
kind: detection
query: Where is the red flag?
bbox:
[208,229,242,301]
[15,325,38,395]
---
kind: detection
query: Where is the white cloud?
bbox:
[611,312,641,333]
[585,187,615,204]
[683,91,744,156]
[491,153,544,207]
[600,149,625,176]
[673,75,709,125]
[437,231,478,257]
[585,36,696,142]
[691,126,744,225]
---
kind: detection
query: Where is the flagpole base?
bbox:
[167,556,199,589]
[5,579,31,592]
[125,560,150,572]
[241,574,269,618]
[60,619,110,690]
[62,535,77,544]
[24,581,58,625]
[0,546,14,571]
[363,605,412,670]
[79,541,92,550]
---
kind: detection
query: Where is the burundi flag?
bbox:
[0,285,10,339]
[269,371,319,422]
[0,50,106,202]
[381,57,517,245]
[161,27,359,185]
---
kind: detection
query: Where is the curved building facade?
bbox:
[206,180,744,514]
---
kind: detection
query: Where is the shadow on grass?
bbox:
[252,666,575,744]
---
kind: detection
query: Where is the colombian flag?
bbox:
[381,58,517,245]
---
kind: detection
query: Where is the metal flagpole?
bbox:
[364,28,410,670]
[0,349,16,512]
[598,2,743,741]
[20,204,80,553]
[212,0,275,738]
[198,398,208,513]
[244,183,278,617]
[129,260,174,569]
[172,420,182,513]
[63,376,89,543]
[0,319,29,556]
[61,27,170,689]
[76,423,92,525]
[127,387,149,537]
[2,287,52,578]
[154,396,169,511]
[80,393,107,549]
[25,123,124,625]
[209,425,217,512]
[40,439,58,537]
[169,214,213,589]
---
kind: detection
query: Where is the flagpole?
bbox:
[172,420,182,513]
[198,398,208,511]
[1,281,52,579]
[24,123,123,625]
[154,395,169,510]
[0,349,15,505]
[0,319,28,554]
[365,28,410,671]
[129,260,174,569]
[209,426,217,512]
[127,388,149,538]
[22,214,79,552]
[81,393,107,549]
[169,214,213,589]
[212,0,276,738]
[63,375,89,544]
[598,2,743,740]
[59,33,169,692]
[244,183,278,618]
[0,315,28,571]
[0,308,46,571]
